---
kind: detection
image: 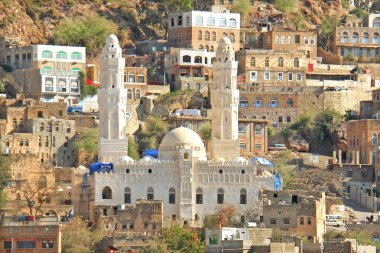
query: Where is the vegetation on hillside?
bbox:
[139,116,170,151]
[128,136,140,160]
[155,90,205,111]
[0,154,11,209]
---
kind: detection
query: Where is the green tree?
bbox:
[267,126,274,137]
[54,15,118,56]
[323,230,345,241]
[349,7,368,18]
[74,128,99,166]
[0,154,11,209]
[290,11,306,30]
[141,241,170,253]
[231,0,251,19]
[319,15,340,50]
[139,116,170,150]
[62,217,104,253]
[79,71,97,98]
[163,225,204,253]
[274,0,298,16]
[204,205,239,228]
[128,136,140,160]
[312,109,342,147]
[156,90,204,111]
[199,122,212,155]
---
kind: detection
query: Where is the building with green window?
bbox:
[0,43,86,106]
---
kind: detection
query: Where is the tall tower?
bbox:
[210,37,240,160]
[97,34,128,163]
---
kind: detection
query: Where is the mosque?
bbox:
[89,34,275,225]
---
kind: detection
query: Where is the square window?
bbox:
[288,73,293,81]
[296,73,302,81]
[307,217,312,225]
[270,218,276,225]
[250,71,257,81]
[264,72,270,80]
[300,217,304,225]
[283,218,290,224]
[278,72,283,81]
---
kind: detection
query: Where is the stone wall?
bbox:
[350,184,380,212]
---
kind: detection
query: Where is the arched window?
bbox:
[39,176,47,188]
[250,57,256,67]
[127,89,132,99]
[12,118,17,127]
[195,16,203,25]
[70,68,81,76]
[362,32,369,43]
[169,187,175,204]
[287,98,294,107]
[207,16,215,26]
[198,30,202,40]
[278,57,284,67]
[41,66,53,75]
[42,50,53,59]
[71,52,82,60]
[352,32,359,43]
[304,36,309,44]
[147,187,154,200]
[19,139,23,147]
[212,32,216,41]
[25,139,29,147]
[102,186,112,199]
[253,97,263,108]
[275,36,279,44]
[195,188,203,204]
[40,122,44,132]
[281,36,285,44]
[229,33,235,42]
[372,133,378,145]
[306,51,310,59]
[240,188,247,204]
[310,36,315,45]
[265,57,269,67]
[45,136,49,147]
[205,31,210,41]
[223,32,228,38]
[219,17,227,27]
[373,33,379,43]
[135,89,141,99]
[56,51,67,59]
[64,136,69,147]
[238,123,246,133]
[228,18,237,27]
[183,55,191,63]
[217,188,224,204]
[194,56,202,63]
[210,45,215,52]
[269,97,279,108]
[255,124,262,134]
[66,124,71,133]
[124,187,131,204]
[288,36,292,44]
[294,58,300,68]
[38,136,42,147]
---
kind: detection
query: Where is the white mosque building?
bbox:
[89,35,275,225]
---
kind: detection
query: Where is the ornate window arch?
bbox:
[102,186,112,199]
[240,188,247,204]
[217,188,224,204]
[124,187,131,204]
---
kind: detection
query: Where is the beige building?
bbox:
[168,10,241,52]
[236,49,307,86]
[0,42,86,105]
[261,190,326,243]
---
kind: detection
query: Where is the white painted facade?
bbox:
[168,10,240,30]
[97,35,128,163]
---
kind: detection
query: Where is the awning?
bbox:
[252,157,273,167]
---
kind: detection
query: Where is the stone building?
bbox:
[164,47,214,93]
[0,41,86,105]
[0,98,76,167]
[260,190,326,243]
[94,200,163,237]
[167,10,240,52]
[90,37,275,227]
[333,14,380,61]
[97,35,129,163]
[347,222,380,244]
[235,49,307,87]
[0,216,62,253]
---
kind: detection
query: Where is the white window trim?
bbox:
[250,71,257,81]
[296,73,303,81]
[264,71,270,80]
[278,72,283,81]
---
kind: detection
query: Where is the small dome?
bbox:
[139,155,157,162]
[107,34,119,45]
[219,37,232,46]
[115,155,134,163]
[160,127,203,147]
[233,157,249,164]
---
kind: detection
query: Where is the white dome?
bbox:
[233,157,249,164]
[139,155,157,162]
[106,34,119,44]
[219,37,232,46]
[115,155,134,163]
[159,127,206,161]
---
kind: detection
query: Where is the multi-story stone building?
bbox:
[333,14,380,61]
[260,190,326,243]
[0,216,62,253]
[0,42,86,105]
[167,10,240,51]
[0,98,76,167]
[165,48,214,93]
[236,49,307,86]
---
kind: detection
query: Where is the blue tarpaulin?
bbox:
[143,149,158,158]
[252,157,273,167]
[89,162,113,174]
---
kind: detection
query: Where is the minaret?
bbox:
[210,37,240,160]
[97,34,128,163]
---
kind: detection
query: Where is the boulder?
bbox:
[285,132,309,152]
